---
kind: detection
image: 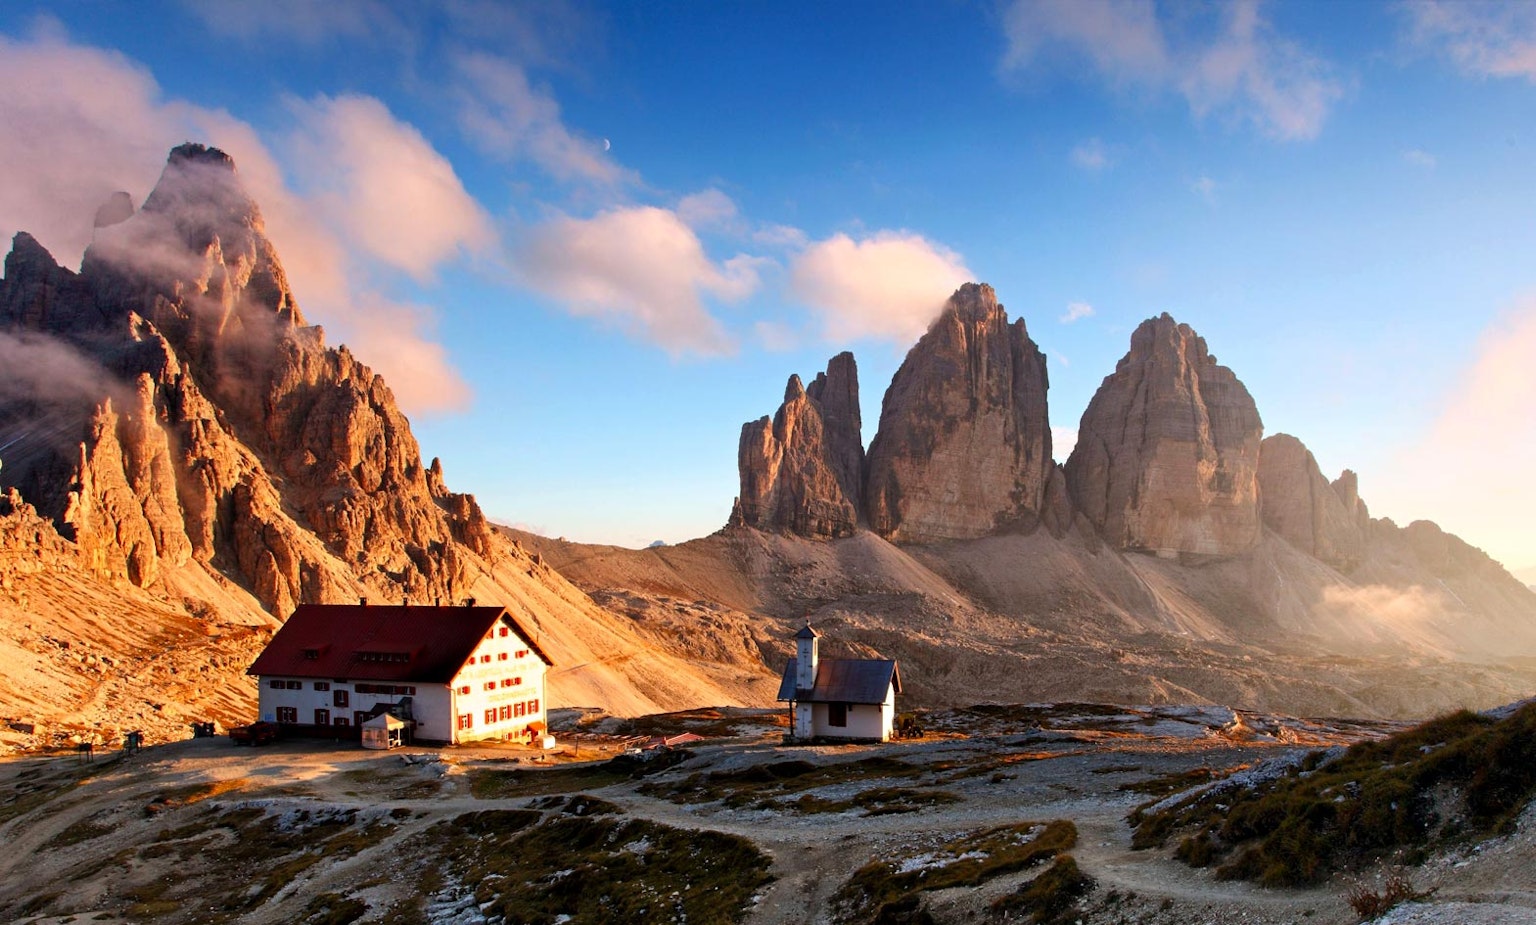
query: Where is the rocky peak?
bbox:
[863,283,1053,543]
[1066,313,1262,557]
[1257,433,1364,570]
[733,352,864,539]
[0,142,496,615]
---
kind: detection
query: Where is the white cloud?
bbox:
[1403,148,1438,168]
[1405,0,1536,80]
[788,232,973,344]
[513,206,762,355]
[1052,426,1078,462]
[286,94,495,281]
[1191,175,1219,201]
[752,320,800,353]
[1374,302,1536,570]
[676,189,739,232]
[1001,0,1343,141]
[0,34,472,416]
[1070,137,1111,171]
[183,0,403,45]
[753,223,810,249]
[454,51,633,185]
[1060,301,1095,323]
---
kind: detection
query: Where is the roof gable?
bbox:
[776,657,900,704]
[248,604,552,683]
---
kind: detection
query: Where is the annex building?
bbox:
[248,603,553,746]
[777,623,901,742]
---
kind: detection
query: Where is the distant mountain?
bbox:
[621,283,1536,719]
[0,144,775,746]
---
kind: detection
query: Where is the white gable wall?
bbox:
[444,623,548,745]
[254,616,548,745]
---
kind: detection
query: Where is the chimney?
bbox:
[465,597,476,607]
[794,621,820,692]
[359,597,367,606]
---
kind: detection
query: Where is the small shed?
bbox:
[361,713,407,750]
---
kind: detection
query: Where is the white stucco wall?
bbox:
[793,682,897,741]
[254,616,548,745]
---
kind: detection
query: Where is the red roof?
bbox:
[248,604,553,683]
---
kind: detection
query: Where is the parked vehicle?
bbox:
[229,721,279,746]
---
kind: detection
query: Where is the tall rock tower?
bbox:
[863,283,1053,543]
[733,352,864,539]
[1065,313,1263,557]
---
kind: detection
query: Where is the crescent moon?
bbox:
[602,138,611,152]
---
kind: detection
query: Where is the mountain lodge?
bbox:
[248,603,552,746]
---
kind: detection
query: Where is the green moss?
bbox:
[835,820,1077,924]
[1131,703,1536,886]
[425,810,771,924]
[989,854,1095,924]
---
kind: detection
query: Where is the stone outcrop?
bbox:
[0,143,493,614]
[1257,433,1364,570]
[863,283,1053,543]
[733,352,863,539]
[1066,313,1262,557]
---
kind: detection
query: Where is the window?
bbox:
[276,707,298,724]
[529,698,540,714]
[497,652,508,661]
[334,717,350,727]
[828,703,848,727]
[333,689,350,708]
[268,679,282,689]
[284,680,302,690]
[457,714,473,731]
[302,648,320,660]
[499,627,509,637]
[314,708,330,725]
[484,709,496,725]
[458,685,470,695]
[501,679,512,688]
[355,711,369,726]
[480,655,492,664]
[499,705,512,721]
[514,702,526,718]
[313,682,330,692]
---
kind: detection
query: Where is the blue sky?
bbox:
[2,1,1534,572]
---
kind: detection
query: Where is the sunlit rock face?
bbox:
[1066,313,1262,557]
[1258,433,1365,571]
[734,352,864,539]
[0,144,493,613]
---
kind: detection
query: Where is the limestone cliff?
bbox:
[0,144,489,614]
[1066,313,1262,557]
[734,352,863,539]
[1257,433,1364,570]
[864,283,1053,543]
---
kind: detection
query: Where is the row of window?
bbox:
[456,678,525,695]
[456,699,541,730]
[274,707,400,728]
[470,648,534,667]
[266,680,416,696]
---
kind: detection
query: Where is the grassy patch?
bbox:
[425,809,772,924]
[791,787,962,816]
[0,754,122,825]
[44,813,120,849]
[301,891,369,925]
[640,755,925,809]
[470,750,690,799]
[834,820,1078,924]
[989,854,1095,924]
[1131,703,1536,886]
[1117,765,1226,798]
